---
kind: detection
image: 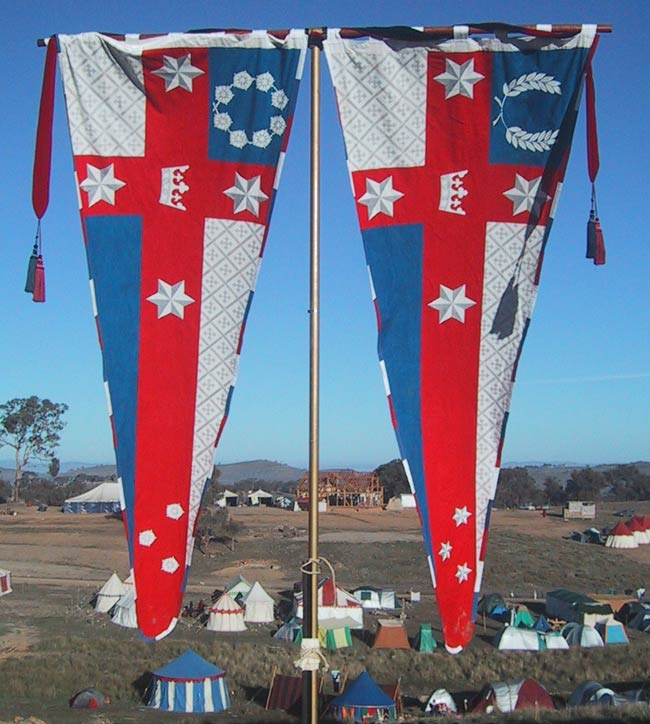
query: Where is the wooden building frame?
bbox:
[296,471,384,508]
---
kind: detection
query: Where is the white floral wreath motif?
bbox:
[492,73,562,152]
[212,70,290,149]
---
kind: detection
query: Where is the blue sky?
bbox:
[2,1,648,470]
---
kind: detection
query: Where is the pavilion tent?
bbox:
[0,569,12,597]
[295,577,364,629]
[111,588,137,628]
[329,671,397,723]
[216,490,238,508]
[148,649,230,714]
[372,620,410,649]
[242,581,275,623]
[95,572,126,613]
[224,574,252,601]
[247,489,274,506]
[605,522,638,549]
[63,482,121,514]
[626,517,650,545]
[561,622,605,648]
[413,623,437,652]
[470,680,555,714]
[207,592,247,633]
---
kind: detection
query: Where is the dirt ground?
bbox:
[3,501,650,722]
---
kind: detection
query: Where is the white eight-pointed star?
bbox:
[79,164,126,207]
[455,563,472,583]
[434,59,485,99]
[224,173,269,216]
[152,54,204,92]
[358,177,404,219]
[452,506,471,527]
[503,174,549,216]
[428,284,476,323]
[147,280,195,319]
[439,541,453,561]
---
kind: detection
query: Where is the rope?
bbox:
[293,638,329,672]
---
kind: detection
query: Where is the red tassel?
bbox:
[33,256,46,303]
[593,218,605,266]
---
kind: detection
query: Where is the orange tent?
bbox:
[372,619,410,649]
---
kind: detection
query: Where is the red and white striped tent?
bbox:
[605,522,638,549]
[207,592,247,633]
[627,517,650,545]
[0,569,11,597]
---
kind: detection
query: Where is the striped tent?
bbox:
[206,591,247,632]
[148,650,230,714]
[626,517,650,545]
[605,522,638,549]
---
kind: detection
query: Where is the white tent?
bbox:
[207,592,247,632]
[247,488,274,506]
[95,572,126,613]
[425,689,457,714]
[216,490,239,508]
[63,482,122,514]
[352,586,397,610]
[0,568,12,597]
[495,626,569,651]
[242,581,275,623]
[605,522,638,549]
[626,517,650,545]
[111,588,137,628]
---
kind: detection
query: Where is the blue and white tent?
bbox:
[148,649,230,714]
[63,482,121,514]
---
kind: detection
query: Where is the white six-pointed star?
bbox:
[503,174,549,215]
[434,59,485,99]
[455,563,472,583]
[358,177,404,219]
[147,280,195,319]
[224,173,269,216]
[428,284,476,323]
[453,506,472,526]
[152,54,204,92]
[79,164,126,207]
[439,541,453,561]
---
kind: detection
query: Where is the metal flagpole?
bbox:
[301,37,321,724]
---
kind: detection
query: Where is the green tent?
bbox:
[319,626,352,650]
[513,609,536,629]
[413,623,437,652]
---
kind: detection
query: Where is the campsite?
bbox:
[4,501,650,722]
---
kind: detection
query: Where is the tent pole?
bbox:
[302,38,321,724]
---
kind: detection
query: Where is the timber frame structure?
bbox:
[296,471,384,508]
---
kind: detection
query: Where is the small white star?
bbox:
[152,54,204,92]
[161,557,180,574]
[79,164,126,207]
[139,530,156,547]
[224,173,269,216]
[166,503,184,520]
[453,506,471,527]
[455,563,472,583]
[434,59,484,99]
[503,174,549,215]
[358,176,404,219]
[147,279,194,319]
[439,541,453,561]
[428,284,476,323]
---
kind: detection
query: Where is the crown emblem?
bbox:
[159,165,190,211]
[439,170,469,215]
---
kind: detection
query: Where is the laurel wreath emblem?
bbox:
[493,72,562,152]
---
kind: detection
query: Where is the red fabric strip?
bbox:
[586,36,600,183]
[32,36,57,219]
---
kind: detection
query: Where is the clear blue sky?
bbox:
[2,1,648,471]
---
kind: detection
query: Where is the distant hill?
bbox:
[511,461,650,488]
[215,459,306,485]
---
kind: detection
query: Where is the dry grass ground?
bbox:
[2,502,650,722]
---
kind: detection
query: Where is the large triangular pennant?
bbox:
[324,26,598,652]
[56,30,306,639]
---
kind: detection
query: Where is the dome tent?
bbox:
[561,622,604,648]
[329,671,397,723]
[148,649,230,713]
[470,679,554,714]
